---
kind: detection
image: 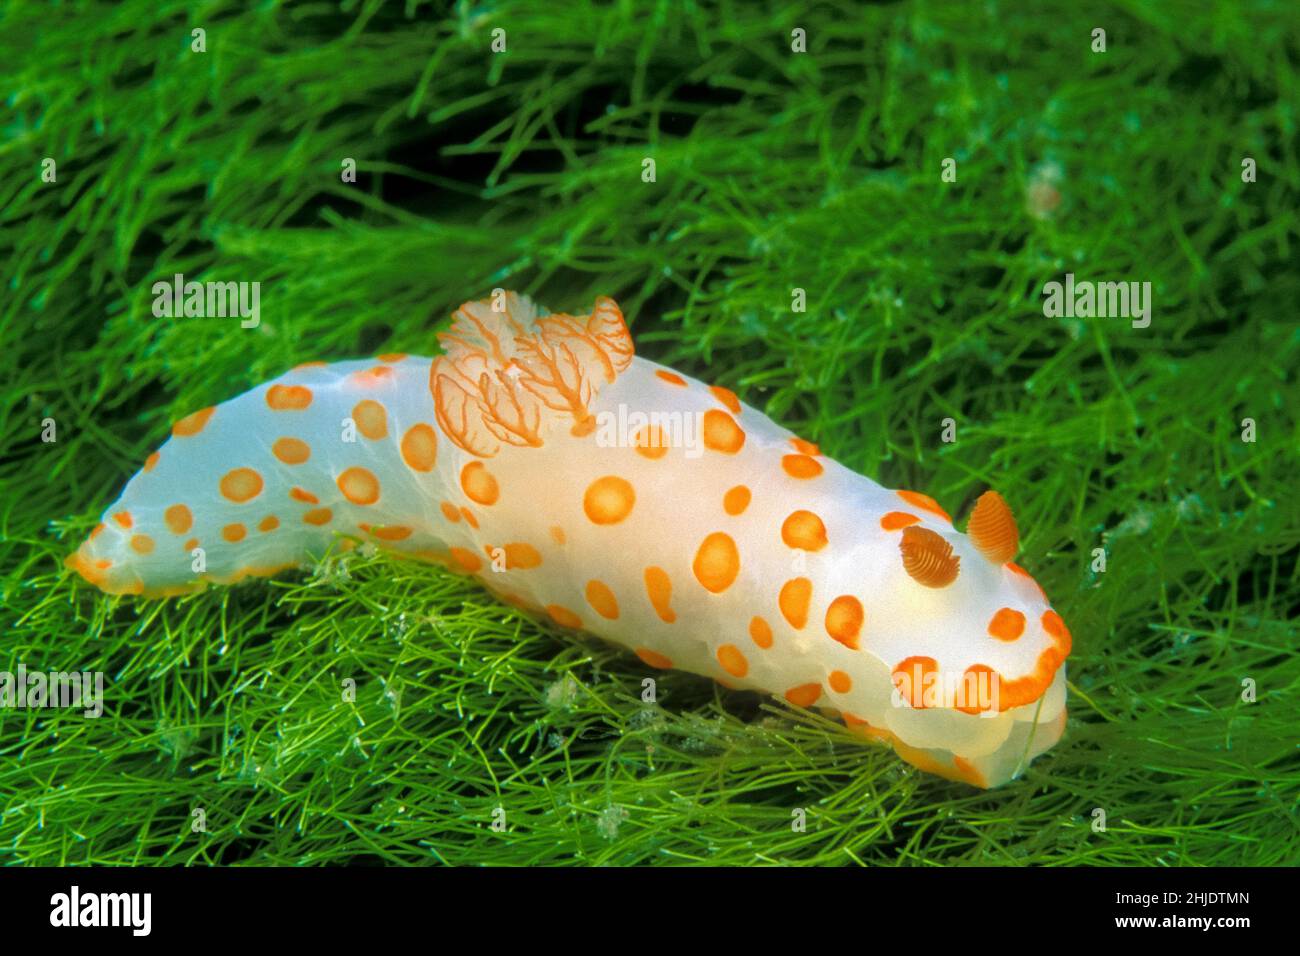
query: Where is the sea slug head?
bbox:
[889,490,1072,718]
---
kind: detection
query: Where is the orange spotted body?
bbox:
[68,292,1070,787]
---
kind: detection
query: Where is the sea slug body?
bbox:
[67,292,1071,787]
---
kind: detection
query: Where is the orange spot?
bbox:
[144,452,160,472]
[461,461,500,506]
[401,423,438,472]
[967,490,1019,564]
[782,454,823,479]
[95,559,111,570]
[956,664,998,715]
[377,352,407,363]
[994,668,1053,710]
[703,410,745,454]
[549,525,566,545]
[789,437,821,456]
[352,400,388,441]
[437,502,459,523]
[351,365,394,386]
[172,406,215,437]
[449,547,482,573]
[723,485,751,516]
[781,510,828,551]
[709,385,741,415]
[164,504,192,535]
[183,537,198,551]
[899,526,961,588]
[241,563,297,581]
[988,608,1026,641]
[1008,561,1048,599]
[785,683,822,708]
[272,437,311,465]
[1041,610,1073,656]
[546,605,582,629]
[266,385,313,411]
[644,567,677,623]
[112,511,133,529]
[635,647,674,669]
[842,712,883,738]
[749,616,773,649]
[634,425,669,459]
[497,542,542,569]
[892,656,940,709]
[338,467,380,506]
[891,738,960,780]
[583,475,635,524]
[655,369,687,387]
[693,532,740,593]
[222,523,247,543]
[460,507,479,529]
[825,595,864,649]
[290,487,319,504]
[828,670,852,694]
[370,525,412,542]
[585,580,620,620]
[90,523,106,540]
[952,756,988,789]
[779,578,813,629]
[896,489,951,523]
[880,511,920,531]
[717,644,749,678]
[129,534,155,554]
[220,468,264,503]
[303,508,333,525]
[258,515,280,533]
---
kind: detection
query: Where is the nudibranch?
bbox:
[67,292,1070,787]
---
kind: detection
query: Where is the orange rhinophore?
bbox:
[65,290,1071,788]
[899,526,961,588]
[967,490,1020,564]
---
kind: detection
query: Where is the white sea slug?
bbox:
[67,292,1072,787]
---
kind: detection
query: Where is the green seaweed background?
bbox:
[1,0,1297,865]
